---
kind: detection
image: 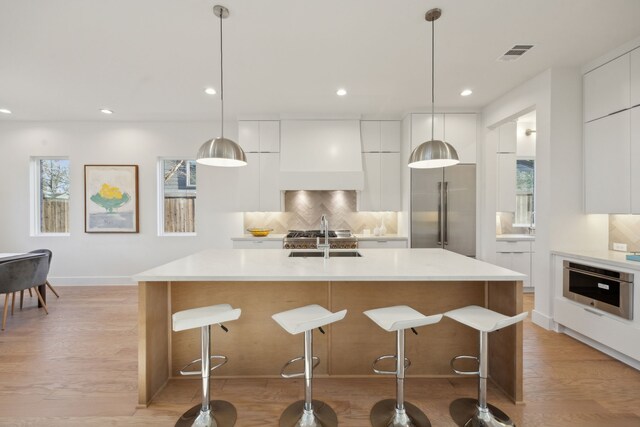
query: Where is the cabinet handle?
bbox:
[584,307,603,317]
[253,241,263,244]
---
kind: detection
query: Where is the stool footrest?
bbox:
[450,355,479,376]
[280,355,320,379]
[179,355,228,376]
[372,354,411,375]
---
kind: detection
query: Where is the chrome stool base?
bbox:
[279,400,338,427]
[449,398,514,427]
[370,399,432,427]
[175,400,237,427]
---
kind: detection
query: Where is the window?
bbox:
[159,159,196,234]
[33,158,70,234]
[515,159,535,226]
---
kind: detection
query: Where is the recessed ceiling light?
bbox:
[204,87,217,95]
[100,108,114,115]
[460,89,473,97]
[336,88,347,96]
[0,108,12,114]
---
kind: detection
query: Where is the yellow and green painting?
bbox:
[85,165,138,232]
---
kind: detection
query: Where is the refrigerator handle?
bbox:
[443,181,449,246]
[437,182,442,246]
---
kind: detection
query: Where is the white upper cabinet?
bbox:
[380,121,401,152]
[234,153,261,212]
[497,121,517,153]
[259,152,282,211]
[359,152,401,212]
[584,54,630,122]
[238,120,280,153]
[411,113,444,151]
[411,113,477,163]
[496,153,516,212]
[584,110,631,213]
[361,121,401,152]
[631,107,640,213]
[444,114,477,163]
[631,48,640,108]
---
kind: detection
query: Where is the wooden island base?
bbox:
[138,280,523,407]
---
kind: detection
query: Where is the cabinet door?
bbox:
[632,107,640,213]
[260,121,280,152]
[238,121,260,152]
[235,152,260,211]
[494,252,512,269]
[358,240,407,249]
[444,114,477,163]
[360,153,381,211]
[497,121,517,153]
[259,153,282,211]
[411,113,444,151]
[233,240,283,249]
[361,121,381,152]
[584,111,631,213]
[380,121,401,152]
[511,252,531,287]
[380,153,401,211]
[584,54,630,122]
[497,153,516,212]
[632,48,640,108]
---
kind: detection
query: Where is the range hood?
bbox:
[279,119,364,190]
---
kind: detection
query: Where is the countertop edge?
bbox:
[551,249,640,271]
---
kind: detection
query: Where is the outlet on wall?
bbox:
[613,242,628,252]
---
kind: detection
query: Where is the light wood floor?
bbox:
[0,287,639,427]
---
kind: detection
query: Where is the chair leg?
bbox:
[33,287,48,315]
[11,293,15,315]
[2,294,9,330]
[46,281,60,298]
[28,288,32,297]
[20,291,24,310]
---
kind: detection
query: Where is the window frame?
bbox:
[513,156,535,227]
[157,157,197,237]
[185,160,197,189]
[30,156,71,237]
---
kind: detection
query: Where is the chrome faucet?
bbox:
[317,214,330,259]
[528,211,536,235]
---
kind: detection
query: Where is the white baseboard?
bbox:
[49,276,135,286]
[560,326,640,371]
[531,309,554,330]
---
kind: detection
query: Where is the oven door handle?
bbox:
[564,266,630,284]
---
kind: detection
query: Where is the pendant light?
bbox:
[196,5,247,167]
[408,8,459,169]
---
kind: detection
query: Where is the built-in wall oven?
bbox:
[563,261,634,320]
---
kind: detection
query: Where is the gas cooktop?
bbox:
[284,229,357,249]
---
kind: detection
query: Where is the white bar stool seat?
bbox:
[364,305,442,427]
[172,304,241,427]
[272,304,347,427]
[445,305,527,427]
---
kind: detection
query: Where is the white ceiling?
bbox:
[1,0,640,121]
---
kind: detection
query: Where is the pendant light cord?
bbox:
[431,16,435,141]
[219,10,224,138]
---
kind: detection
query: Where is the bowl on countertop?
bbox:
[247,228,274,237]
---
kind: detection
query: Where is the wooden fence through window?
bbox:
[41,199,69,233]
[164,197,195,233]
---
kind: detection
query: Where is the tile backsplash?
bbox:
[609,215,640,252]
[244,190,398,234]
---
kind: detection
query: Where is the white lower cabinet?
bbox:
[495,240,533,288]
[232,240,283,249]
[358,239,407,249]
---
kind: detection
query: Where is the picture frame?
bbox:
[84,165,139,233]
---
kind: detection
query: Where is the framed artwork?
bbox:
[84,165,139,233]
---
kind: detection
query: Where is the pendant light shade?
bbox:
[408,8,460,169]
[197,5,247,167]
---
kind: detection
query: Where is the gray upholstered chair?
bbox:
[1,255,49,331]
[28,249,59,298]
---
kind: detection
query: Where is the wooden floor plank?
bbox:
[0,286,639,426]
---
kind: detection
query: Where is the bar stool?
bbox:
[272,304,347,427]
[172,304,242,427]
[445,305,527,427]
[364,305,443,427]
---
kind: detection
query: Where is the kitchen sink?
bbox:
[288,251,363,258]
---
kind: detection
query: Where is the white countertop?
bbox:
[551,249,640,271]
[496,234,535,241]
[354,234,408,241]
[134,248,525,282]
[231,234,286,241]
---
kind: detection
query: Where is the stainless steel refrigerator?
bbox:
[411,164,476,256]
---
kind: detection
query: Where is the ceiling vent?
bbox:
[497,45,534,62]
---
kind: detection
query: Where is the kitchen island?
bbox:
[134,248,525,407]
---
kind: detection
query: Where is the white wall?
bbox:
[481,68,608,330]
[516,121,536,157]
[0,121,243,284]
